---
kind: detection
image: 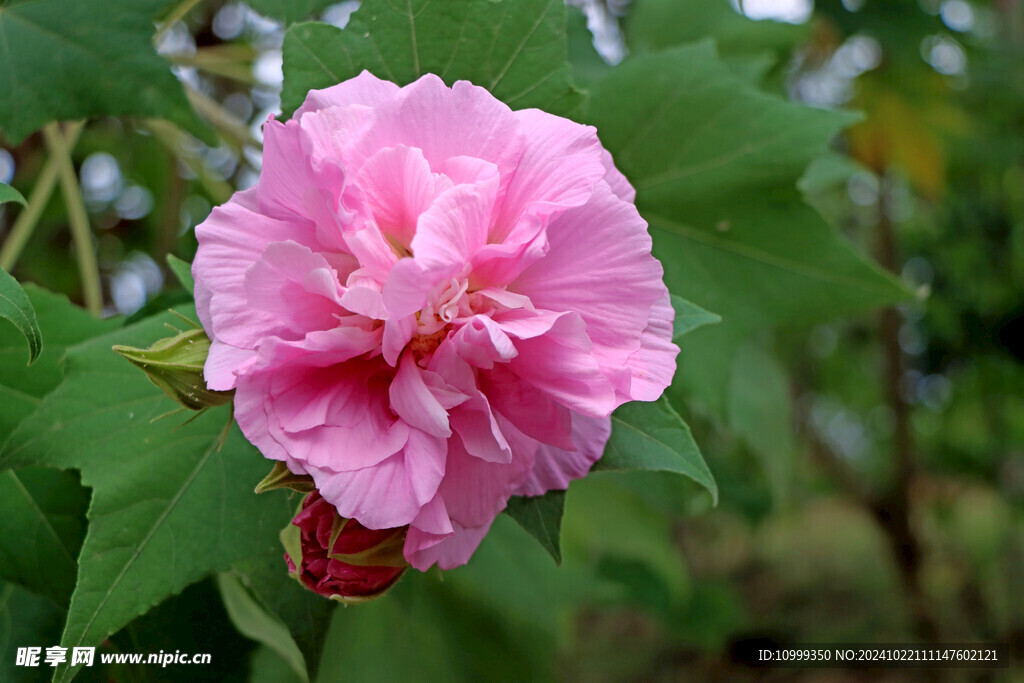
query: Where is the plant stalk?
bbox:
[43,123,103,316]
[0,122,85,271]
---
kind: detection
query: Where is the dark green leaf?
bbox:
[598,398,717,503]
[0,268,42,365]
[0,287,117,440]
[0,468,88,606]
[0,579,67,683]
[671,294,721,340]
[562,476,689,601]
[166,254,194,295]
[727,343,795,504]
[589,42,908,419]
[0,307,295,683]
[589,43,907,332]
[503,490,565,565]
[281,0,583,117]
[0,182,26,206]
[317,516,598,682]
[0,0,212,144]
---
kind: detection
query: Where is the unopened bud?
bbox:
[113,328,232,410]
[282,490,408,603]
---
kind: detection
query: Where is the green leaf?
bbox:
[216,572,308,683]
[562,476,690,601]
[231,552,333,681]
[0,287,118,438]
[317,516,599,682]
[797,152,870,195]
[671,294,721,340]
[589,42,907,332]
[0,579,67,683]
[588,42,908,418]
[503,490,565,565]
[0,307,296,683]
[727,343,795,504]
[0,268,42,365]
[246,0,339,24]
[166,254,194,295]
[0,468,88,607]
[281,0,583,117]
[625,0,806,58]
[0,0,213,144]
[0,182,26,206]
[598,397,717,503]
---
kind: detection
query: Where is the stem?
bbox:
[871,175,940,643]
[185,85,257,149]
[154,0,204,43]
[0,122,84,271]
[43,123,103,316]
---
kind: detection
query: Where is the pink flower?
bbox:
[193,72,678,570]
[284,490,407,601]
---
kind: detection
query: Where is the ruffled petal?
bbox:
[516,413,611,496]
[405,519,493,571]
[193,188,315,349]
[356,145,440,249]
[244,241,345,338]
[623,290,680,401]
[348,75,524,180]
[294,70,401,118]
[511,181,665,397]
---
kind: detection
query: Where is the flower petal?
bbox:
[511,181,666,397]
[516,413,611,496]
[294,70,400,118]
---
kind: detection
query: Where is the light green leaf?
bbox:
[0,182,26,206]
[217,572,308,683]
[0,469,88,607]
[671,294,721,340]
[281,0,583,117]
[0,307,296,683]
[798,152,870,195]
[0,268,42,365]
[231,550,334,681]
[166,254,194,295]
[598,397,717,503]
[0,0,213,144]
[0,286,118,439]
[503,490,565,565]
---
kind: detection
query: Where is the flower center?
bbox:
[408,326,450,358]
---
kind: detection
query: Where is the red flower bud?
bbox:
[282,491,407,603]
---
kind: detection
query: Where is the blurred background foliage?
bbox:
[1,0,1022,680]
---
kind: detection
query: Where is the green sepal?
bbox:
[326,517,408,569]
[255,461,316,495]
[113,327,232,410]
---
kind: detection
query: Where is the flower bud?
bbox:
[281,491,408,603]
[113,327,233,410]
